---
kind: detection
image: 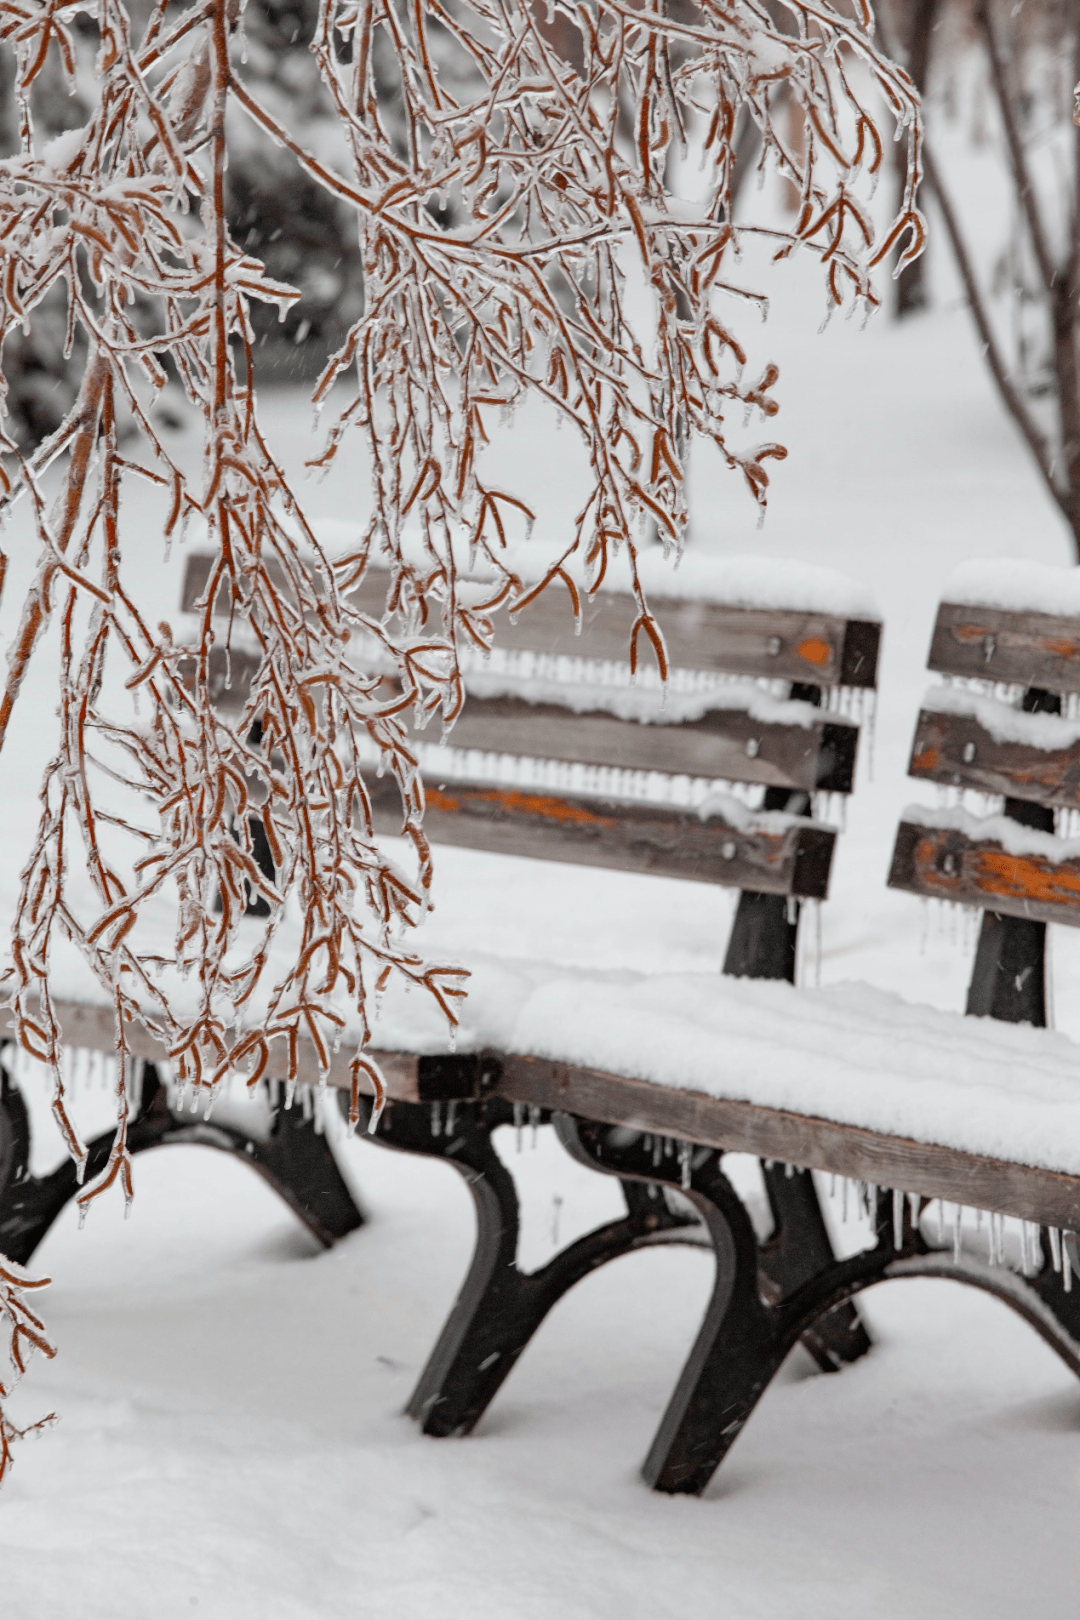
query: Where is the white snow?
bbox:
[900,801,1080,863]
[365,954,1080,1175]
[459,667,828,727]
[921,683,1080,749]
[5,161,1080,1617]
[598,548,880,618]
[943,557,1080,618]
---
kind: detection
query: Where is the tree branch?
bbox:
[921,141,1065,513]
[976,0,1059,295]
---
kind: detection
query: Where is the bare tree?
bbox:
[880,0,1080,554]
[0,0,921,1477]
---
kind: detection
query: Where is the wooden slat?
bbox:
[492,1056,1080,1232]
[909,707,1080,808]
[888,819,1080,926]
[929,602,1080,692]
[441,696,859,794]
[368,775,836,896]
[181,554,881,687]
[19,1001,1080,1227]
[190,672,859,791]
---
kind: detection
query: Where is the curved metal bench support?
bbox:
[355,1086,870,1441]
[0,1060,363,1264]
[557,1114,1080,1494]
[352,1092,703,1436]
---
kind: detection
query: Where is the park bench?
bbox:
[335,562,1080,1493]
[4,555,1080,1499]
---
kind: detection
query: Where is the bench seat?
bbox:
[13,936,1080,1230]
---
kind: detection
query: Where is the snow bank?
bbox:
[943,558,1080,618]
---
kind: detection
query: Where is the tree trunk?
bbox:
[894,0,938,316]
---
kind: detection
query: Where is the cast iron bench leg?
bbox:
[558,1115,1080,1492]
[352,1093,703,1437]
[726,847,871,1373]
[0,1059,363,1263]
[759,1162,871,1370]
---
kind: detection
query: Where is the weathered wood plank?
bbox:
[17,1001,1080,1226]
[493,1055,1080,1231]
[909,707,1080,808]
[368,775,836,896]
[887,819,1080,926]
[438,696,859,794]
[181,554,881,687]
[929,602,1080,692]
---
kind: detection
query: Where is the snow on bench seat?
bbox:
[19,944,1080,1229]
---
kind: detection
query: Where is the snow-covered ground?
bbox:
[5,236,1080,1613]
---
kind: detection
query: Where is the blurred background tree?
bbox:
[879,0,1080,558]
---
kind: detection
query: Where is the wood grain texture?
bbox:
[929,602,1080,692]
[909,707,1080,807]
[438,696,859,793]
[368,775,836,896]
[888,819,1080,926]
[181,555,881,687]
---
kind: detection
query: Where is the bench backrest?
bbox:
[179,552,880,914]
[888,591,1080,1024]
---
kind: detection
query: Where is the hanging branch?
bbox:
[0,0,921,1466]
[0,1254,55,1488]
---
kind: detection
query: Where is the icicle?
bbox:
[892,1187,904,1249]
[301,1084,313,1121]
[529,1104,541,1146]
[935,1198,944,1244]
[514,1101,524,1151]
[842,1176,849,1222]
[953,1205,964,1264]
[784,1161,795,1179]
[1064,1234,1074,1292]
[678,1140,692,1191]
[908,1191,921,1232]
[285,1079,297,1110]
[1049,1225,1062,1272]
[430,1100,442,1137]
[446,1099,458,1137]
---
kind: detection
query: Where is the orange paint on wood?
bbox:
[974,848,1080,905]
[430,784,618,827]
[795,637,832,667]
[474,788,617,826]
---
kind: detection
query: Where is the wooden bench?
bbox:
[330,571,1080,1494]
[5,558,1080,1500]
